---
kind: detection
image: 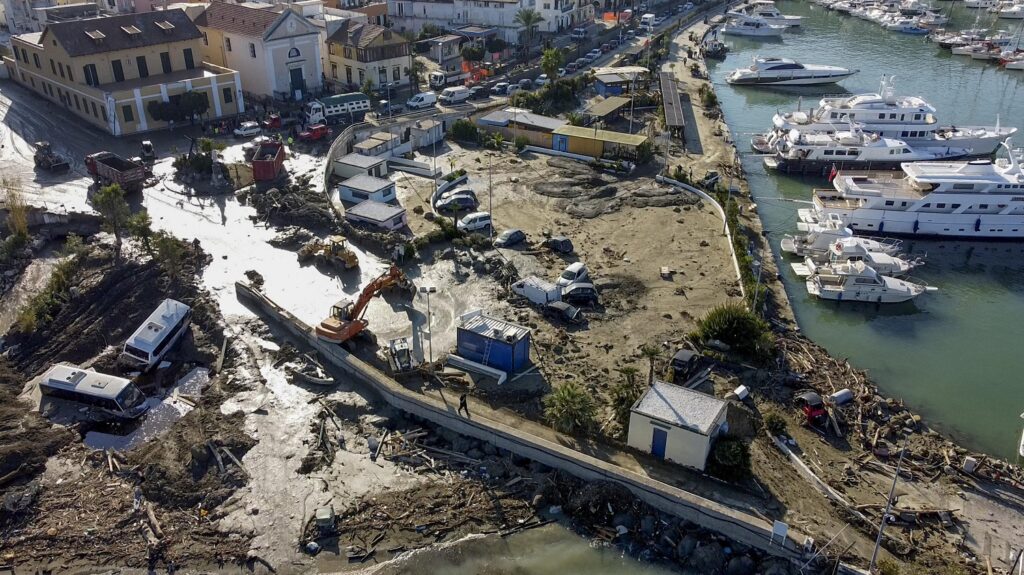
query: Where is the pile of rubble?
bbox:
[239,175,335,229]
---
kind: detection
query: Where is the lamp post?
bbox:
[419,285,437,365]
[869,438,909,574]
[488,152,494,240]
[385,81,394,120]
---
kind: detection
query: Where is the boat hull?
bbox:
[764,152,969,175]
[727,72,856,85]
[806,281,920,303]
[815,207,1024,239]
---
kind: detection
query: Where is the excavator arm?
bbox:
[349,266,407,321]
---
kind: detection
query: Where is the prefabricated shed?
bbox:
[456,312,531,373]
[627,380,728,471]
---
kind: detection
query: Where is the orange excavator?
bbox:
[315,265,414,346]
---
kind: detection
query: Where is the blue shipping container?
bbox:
[456,315,531,373]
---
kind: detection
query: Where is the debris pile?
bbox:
[239,175,335,229]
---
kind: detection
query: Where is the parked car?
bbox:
[491,82,510,95]
[557,67,567,77]
[493,228,526,248]
[406,91,438,110]
[587,49,602,60]
[457,211,492,232]
[626,29,636,38]
[601,42,612,53]
[638,2,648,11]
[609,38,620,48]
[468,86,490,100]
[556,262,590,287]
[565,62,579,73]
[507,84,523,97]
[684,1,694,9]
[535,74,550,87]
[543,301,584,324]
[437,193,479,212]
[518,78,533,90]
[562,282,599,306]
[544,236,574,253]
[439,187,477,201]
[571,27,588,39]
[234,121,261,138]
[575,57,589,68]
[655,15,665,25]
[378,99,405,116]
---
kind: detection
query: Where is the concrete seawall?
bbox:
[234,281,809,562]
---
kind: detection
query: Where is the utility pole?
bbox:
[488,152,494,240]
[869,439,909,573]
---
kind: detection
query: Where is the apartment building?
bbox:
[387,0,537,44]
[2,9,243,136]
[195,2,323,100]
[325,19,411,91]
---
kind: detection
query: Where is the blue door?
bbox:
[651,427,668,459]
[553,134,569,152]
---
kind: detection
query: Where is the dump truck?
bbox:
[251,141,286,182]
[297,236,359,270]
[33,141,71,172]
[305,93,371,126]
[85,151,147,192]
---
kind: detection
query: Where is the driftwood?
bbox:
[208,441,225,474]
[221,447,249,478]
[0,463,30,487]
[146,502,165,539]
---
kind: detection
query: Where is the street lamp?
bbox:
[385,81,395,120]
[418,285,437,365]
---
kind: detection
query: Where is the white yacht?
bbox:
[762,127,971,175]
[791,238,921,277]
[1006,55,1024,69]
[767,77,1016,155]
[995,3,1024,17]
[780,215,904,257]
[964,0,998,8]
[737,0,803,26]
[806,261,935,303]
[805,141,1024,238]
[722,12,787,36]
[726,57,858,85]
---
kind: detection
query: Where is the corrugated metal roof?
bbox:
[478,108,567,132]
[552,125,649,147]
[633,380,727,435]
[461,314,530,342]
[587,96,630,118]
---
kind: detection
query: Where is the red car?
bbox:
[298,124,332,141]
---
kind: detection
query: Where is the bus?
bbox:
[39,363,149,420]
[120,298,192,372]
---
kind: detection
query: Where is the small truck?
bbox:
[85,151,147,192]
[298,124,332,142]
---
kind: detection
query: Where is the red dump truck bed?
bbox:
[85,152,147,192]
[251,142,286,182]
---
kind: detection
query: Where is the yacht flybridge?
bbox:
[790,237,922,277]
[722,12,787,36]
[803,141,1024,238]
[727,57,858,86]
[736,0,803,26]
[764,76,1016,155]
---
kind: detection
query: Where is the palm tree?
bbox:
[566,112,584,126]
[540,47,563,82]
[489,132,505,150]
[639,344,662,384]
[514,8,544,60]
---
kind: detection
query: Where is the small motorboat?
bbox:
[780,216,904,258]
[722,12,787,36]
[806,261,936,303]
[791,238,922,277]
[285,355,336,387]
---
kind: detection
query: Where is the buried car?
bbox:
[561,282,599,306]
[543,301,584,324]
[556,262,590,287]
[493,228,526,247]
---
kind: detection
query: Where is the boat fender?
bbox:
[879,221,884,233]
[975,218,981,232]
[913,219,919,233]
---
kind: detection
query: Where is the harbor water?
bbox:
[707,0,1024,457]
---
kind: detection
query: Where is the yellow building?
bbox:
[551,125,650,160]
[2,9,243,136]
[325,20,411,92]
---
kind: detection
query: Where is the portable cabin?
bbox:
[456,311,531,373]
[333,153,388,179]
[120,298,193,372]
[627,380,728,471]
[344,200,408,231]
[337,174,397,204]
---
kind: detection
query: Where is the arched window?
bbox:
[288,47,300,58]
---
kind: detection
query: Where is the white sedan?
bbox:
[535,74,550,87]
[234,121,261,138]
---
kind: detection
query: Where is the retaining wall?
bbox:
[234,281,807,561]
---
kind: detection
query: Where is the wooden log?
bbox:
[0,463,29,487]
[221,447,250,478]
[207,441,225,474]
[146,502,165,539]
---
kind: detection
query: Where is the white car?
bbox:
[234,121,261,138]
[457,211,492,232]
[535,74,550,87]
[558,68,567,77]
[556,262,591,287]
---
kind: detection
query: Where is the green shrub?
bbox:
[609,367,643,430]
[544,381,596,434]
[877,559,900,575]
[707,437,751,482]
[450,119,478,142]
[763,412,787,436]
[442,168,467,182]
[691,303,774,361]
[514,135,529,151]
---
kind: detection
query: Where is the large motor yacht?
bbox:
[727,57,857,85]
[806,261,935,303]
[736,0,803,26]
[765,76,1016,155]
[803,141,1024,238]
[722,12,787,36]
[762,127,971,175]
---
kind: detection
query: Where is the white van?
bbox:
[511,276,562,305]
[406,91,438,110]
[438,86,471,105]
[640,13,656,29]
[571,27,588,39]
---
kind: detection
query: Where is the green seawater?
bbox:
[708,0,1024,458]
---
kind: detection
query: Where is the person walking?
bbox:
[457,394,469,417]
